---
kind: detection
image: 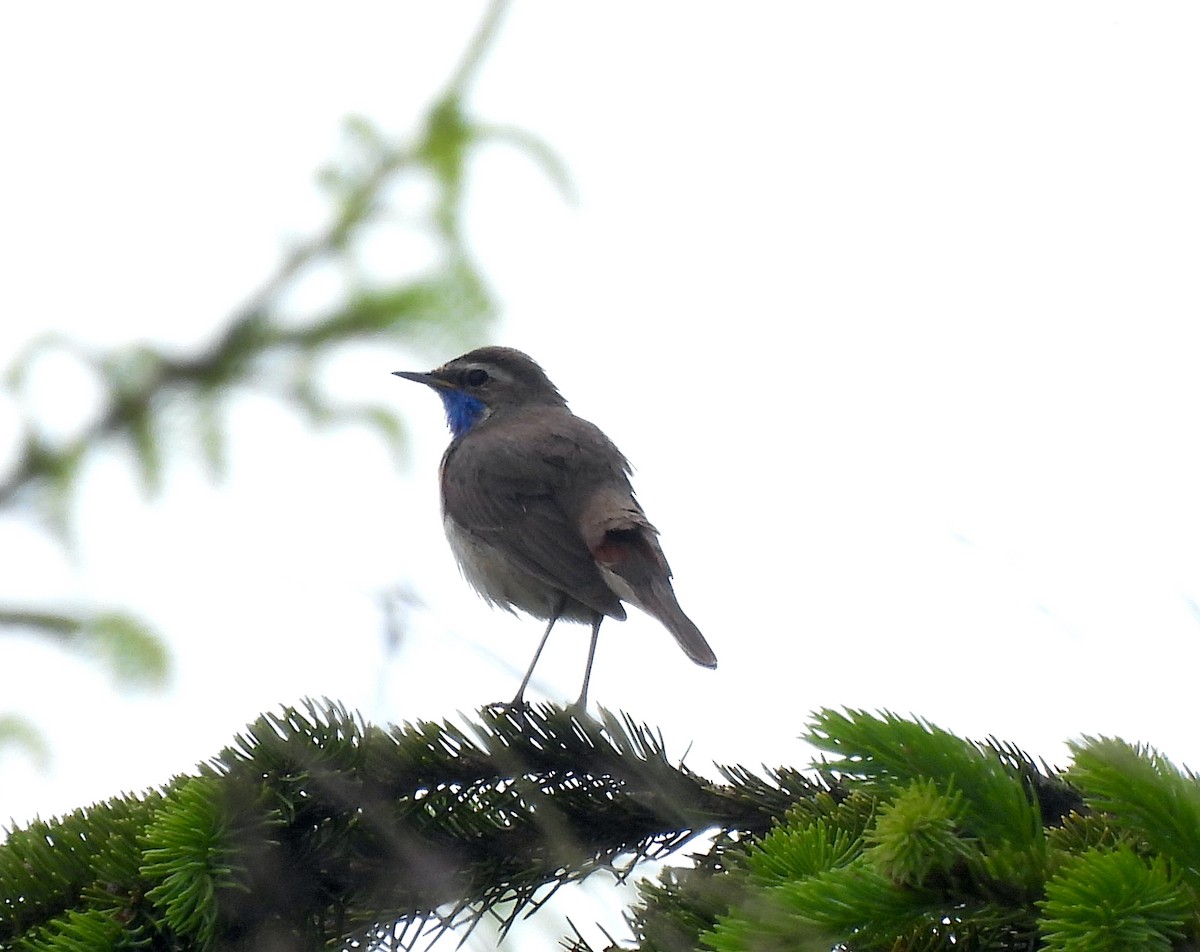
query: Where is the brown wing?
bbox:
[441,407,630,619]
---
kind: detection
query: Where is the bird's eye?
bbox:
[464,368,489,387]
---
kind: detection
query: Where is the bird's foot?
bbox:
[566,698,600,724]
[486,697,532,718]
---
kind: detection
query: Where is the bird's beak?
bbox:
[392,370,449,389]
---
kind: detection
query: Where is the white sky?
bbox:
[3,3,1200,948]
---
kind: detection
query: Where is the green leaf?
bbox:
[127,403,162,496]
[0,608,166,688]
[21,435,87,542]
[419,95,474,236]
[0,713,50,768]
[103,345,167,497]
[478,122,577,204]
[195,391,228,479]
[84,611,170,687]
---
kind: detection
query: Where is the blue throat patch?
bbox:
[438,388,487,439]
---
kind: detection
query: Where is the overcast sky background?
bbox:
[3,3,1200,948]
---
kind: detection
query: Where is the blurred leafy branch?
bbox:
[0,0,569,752]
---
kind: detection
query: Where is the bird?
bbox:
[393,346,716,709]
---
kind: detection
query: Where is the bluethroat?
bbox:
[394,346,717,708]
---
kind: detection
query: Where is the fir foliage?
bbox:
[140,777,230,948]
[0,701,779,951]
[1068,737,1200,892]
[636,710,1200,951]
[0,792,165,949]
[806,709,1045,860]
[7,706,1200,951]
[1039,848,1187,951]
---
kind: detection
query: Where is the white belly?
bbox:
[443,514,564,619]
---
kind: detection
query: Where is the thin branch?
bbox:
[441,0,511,98]
[0,1,512,512]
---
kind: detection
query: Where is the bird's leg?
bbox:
[572,613,605,712]
[511,594,567,707]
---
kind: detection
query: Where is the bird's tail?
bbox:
[584,497,717,668]
[636,577,718,669]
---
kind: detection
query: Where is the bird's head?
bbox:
[393,346,567,439]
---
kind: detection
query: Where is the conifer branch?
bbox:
[9,704,1200,951]
[0,702,795,951]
